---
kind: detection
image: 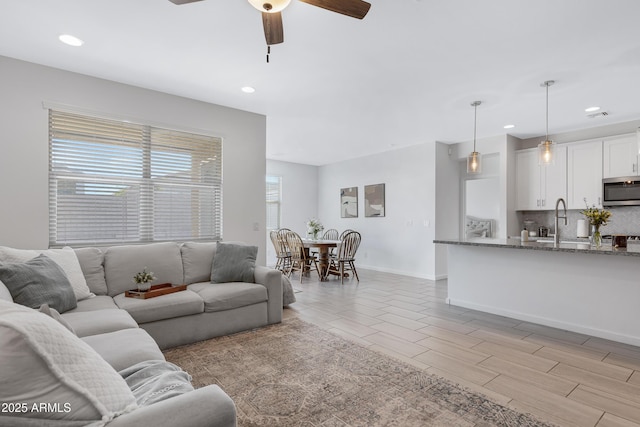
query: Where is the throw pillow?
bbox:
[0,254,77,313]
[0,246,94,301]
[211,242,257,283]
[0,299,137,423]
[0,279,12,302]
[39,303,76,335]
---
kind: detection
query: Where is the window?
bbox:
[48,110,222,246]
[266,175,281,230]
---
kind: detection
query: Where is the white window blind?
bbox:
[49,110,222,246]
[266,176,281,230]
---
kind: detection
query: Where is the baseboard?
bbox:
[446,298,640,347]
[358,264,445,281]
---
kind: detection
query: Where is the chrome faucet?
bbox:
[554,198,567,245]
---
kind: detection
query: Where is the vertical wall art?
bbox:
[340,187,358,218]
[365,183,385,217]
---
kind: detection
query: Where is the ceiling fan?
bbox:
[169,0,371,47]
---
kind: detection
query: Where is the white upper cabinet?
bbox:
[515,146,567,211]
[567,140,603,209]
[603,133,638,178]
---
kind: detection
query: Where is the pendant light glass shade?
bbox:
[538,80,555,166]
[467,151,481,174]
[467,101,482,174]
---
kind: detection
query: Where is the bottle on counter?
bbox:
[521,228,529,242]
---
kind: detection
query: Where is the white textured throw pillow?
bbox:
[0,246,94,301]
[0,300,137,424]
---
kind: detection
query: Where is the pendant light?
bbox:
[467,101,482,174]
[538,80,555,166]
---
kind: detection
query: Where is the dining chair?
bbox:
[322,229,339,240]
[270,229,291,273]
[275,228,292,274]
[326,231,361,284]
[285,231,320,283]
[339,229,354,240]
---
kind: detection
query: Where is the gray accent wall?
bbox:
[0,56,267,264]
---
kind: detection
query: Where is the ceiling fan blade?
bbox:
[262,12,284,45]
[298,0,371,19]
[168,0,205,4]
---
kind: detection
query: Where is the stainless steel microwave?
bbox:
[602,177,640,206]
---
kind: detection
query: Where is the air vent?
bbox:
[587,111,609,118]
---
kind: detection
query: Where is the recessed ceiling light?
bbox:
[241,86,256,94]
[503,124,515,129]
[585,106,600,112]
[59,34,84,47]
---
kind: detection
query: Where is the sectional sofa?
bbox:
[0,241,283,426]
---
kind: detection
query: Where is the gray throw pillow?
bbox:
[0,254,77,313]
[211,242,257,283]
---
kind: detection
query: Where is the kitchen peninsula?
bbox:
[435,238,640,347]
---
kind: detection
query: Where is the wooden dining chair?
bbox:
[285,231,320,283]
[322,229,339,240]
[326,231,361,284]
[270,229,291,273]
[339,229,354,240]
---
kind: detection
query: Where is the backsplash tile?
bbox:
[518,206,640,238]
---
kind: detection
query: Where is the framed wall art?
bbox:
[365,183,385,217]
[340,187,358,218]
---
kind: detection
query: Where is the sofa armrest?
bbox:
[106,385,236,427]
[254,265,282,324]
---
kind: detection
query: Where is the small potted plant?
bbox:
[133,267,156,292]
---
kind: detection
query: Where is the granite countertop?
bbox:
[433,237,640,257]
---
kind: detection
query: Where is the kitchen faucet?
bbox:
[554,198,567,245]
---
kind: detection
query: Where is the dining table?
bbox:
[302,238,341,281]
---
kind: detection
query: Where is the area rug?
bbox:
[164,318,555,427]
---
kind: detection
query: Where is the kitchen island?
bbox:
[435,238,640,347]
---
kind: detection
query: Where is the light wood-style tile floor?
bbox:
[283,269,640,427]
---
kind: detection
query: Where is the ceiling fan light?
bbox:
[248,0,291,13]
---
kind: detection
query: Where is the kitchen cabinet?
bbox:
[515,146,567,210]
[567,140,603,209]
[603,133,639,178]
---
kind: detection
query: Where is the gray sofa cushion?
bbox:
[188,282,268,313]
[0,254,77,313]
[82,328,165,372]
[211,242,257,283]
[66,295,119,312]
[181,242,217,285]
[74,247,107,295]
[113,290,204,324]
[62,309,138,338]
[104,242,184,296]
[39,304,76,335]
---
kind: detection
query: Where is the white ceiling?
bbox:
[2,0,640,165]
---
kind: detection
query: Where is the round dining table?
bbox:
[302,239,341,280]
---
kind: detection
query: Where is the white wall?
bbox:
[265,160,318,265]
[0,56,268,264]
[318,144,439,279]
[435,142,460,279]
[455,134,519,239]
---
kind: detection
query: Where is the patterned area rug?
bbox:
[164,318,555,427]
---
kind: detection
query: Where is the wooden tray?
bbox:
[125,283,187,299]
